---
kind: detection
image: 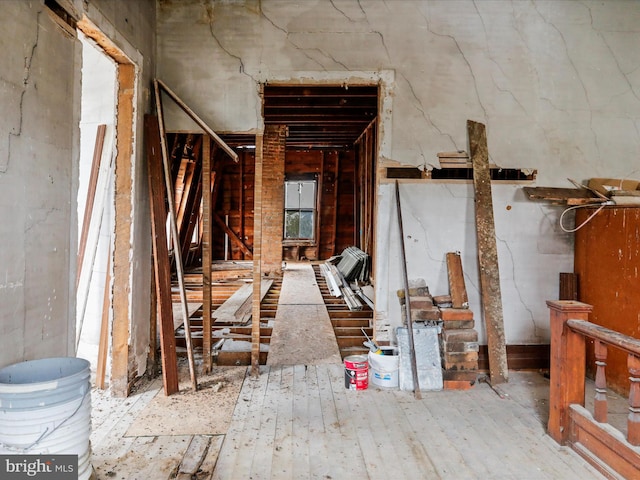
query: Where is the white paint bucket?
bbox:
[0,357,92,480]
[368,347,399,388]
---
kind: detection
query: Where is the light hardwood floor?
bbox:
[90,365,607,479]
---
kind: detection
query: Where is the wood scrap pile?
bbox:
[395,252,479,390]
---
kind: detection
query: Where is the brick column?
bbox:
[260,124,286,275]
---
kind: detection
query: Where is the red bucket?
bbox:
[344,355,368,390]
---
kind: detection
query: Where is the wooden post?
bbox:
[627,354,640,446]
[594,340,608,423]
[546,300,592,444]
[154,82,198,392]
[202,135,212,373]
[468,120,508,385]
[145,115,179,396]
[251,134,264,376]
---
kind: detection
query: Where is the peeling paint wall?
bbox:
[0,0,155,379]
[156,0,640,346]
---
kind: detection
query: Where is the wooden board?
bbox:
[213,280,272,324]
[468,120,508,385]
[145,114,179,395]
[522,186,598,204]
[446,252,469,309]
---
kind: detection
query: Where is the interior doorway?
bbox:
[261,84,379,265]
[75,32,117,379]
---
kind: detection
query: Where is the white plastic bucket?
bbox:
[368,347,399,388]
[0,357,92,480]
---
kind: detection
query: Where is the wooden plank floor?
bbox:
[90,262,608,479]
[212,366,605,480]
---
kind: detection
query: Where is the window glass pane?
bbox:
[284,210,300,238]
[299,211,314,238]
[299,181,315,208]
[284,182,300,209]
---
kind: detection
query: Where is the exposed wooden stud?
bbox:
[213,212,253,258]
[111,63,135,397]
[251,134,263,375]
[468,119,508,385]
[202,135,213,373]
[154,81,198,392]
[446,252,469,309]
[145,115,179,396]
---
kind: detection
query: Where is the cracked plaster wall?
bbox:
[0,2,80,367]
[157,0,640,345]
[0,1,155,379]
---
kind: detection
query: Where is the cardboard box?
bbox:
[588,178,640,197]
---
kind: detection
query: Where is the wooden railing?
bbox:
[547,300,640,479]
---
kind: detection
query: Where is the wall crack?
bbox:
[3,11,40,174]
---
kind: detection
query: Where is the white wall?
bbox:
[157,0,640,346]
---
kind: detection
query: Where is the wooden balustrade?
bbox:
[547,300,640,478]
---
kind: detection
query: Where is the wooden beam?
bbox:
[213,211,253,258]
[145,115,179,396]
[468,119,508,385]
[154,80,198,392]
[77,124,106,288]
[202,135,213,373]
[446,252,469,309]
[251,134,263,375]
[111,63,135,397]
[156,79,238,162]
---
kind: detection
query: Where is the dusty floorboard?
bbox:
[90,365,615,480]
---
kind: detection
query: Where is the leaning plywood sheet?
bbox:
[469,119,508,385]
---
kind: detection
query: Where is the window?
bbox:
[284,179,316,240]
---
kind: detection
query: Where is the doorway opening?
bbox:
[262,84,379,265]
[74,19,138,395]
[75,32,117,381]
